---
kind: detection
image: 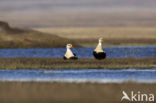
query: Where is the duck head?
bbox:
[66,44,73,49]
[99,38,104,43]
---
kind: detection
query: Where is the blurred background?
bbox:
[1,0,156,28]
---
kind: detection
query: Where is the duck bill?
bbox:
[70,45,73,48]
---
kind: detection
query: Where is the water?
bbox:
[0,46,156,58]
[0,69,156,83]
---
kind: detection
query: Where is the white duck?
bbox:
[93,38,106,60]
[63,44,78,60]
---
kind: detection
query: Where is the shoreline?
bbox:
[0,58,155,69]
[1,23,156,48]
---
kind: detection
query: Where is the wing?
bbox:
[73,53,76,56]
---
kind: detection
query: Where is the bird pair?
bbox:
[63,38,106,60]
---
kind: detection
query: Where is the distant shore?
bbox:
[0,21,79,48]
[1,22,156,48]
[36,27,156,47]
[0,58,156,69]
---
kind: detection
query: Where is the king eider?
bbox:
[93,38,106,60]
[63,44,78,60]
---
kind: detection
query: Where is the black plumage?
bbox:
[63,53,78,60]
[93,51,106,60]
[73,53,76,56]
[63,56,78,60]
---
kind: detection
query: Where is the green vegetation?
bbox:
[0,21,79,48]
[0,58,156,69]
[0,82,156,103]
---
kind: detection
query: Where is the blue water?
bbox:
[0,69,156,83]
[0,46,156,58]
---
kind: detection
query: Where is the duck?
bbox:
[93,38,106,60]
[63,44,78,60]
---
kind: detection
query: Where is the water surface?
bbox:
[0,69,156,83]
[0,46,156,58]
